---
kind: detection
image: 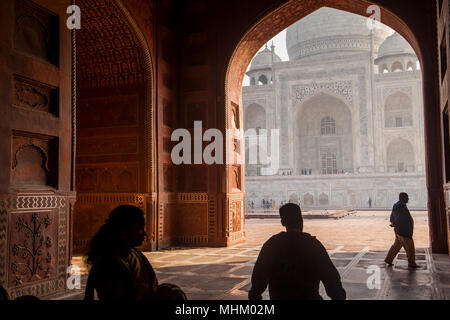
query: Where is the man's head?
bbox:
[399,192,409,204]
[279,203,303,231]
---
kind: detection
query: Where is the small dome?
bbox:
[286,7,391,60]
[377,32,416,59]
[249,45,282,71]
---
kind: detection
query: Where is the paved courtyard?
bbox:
[54,211,450,300]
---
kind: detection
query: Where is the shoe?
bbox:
[384,260,393,266]
[408,264,421,269]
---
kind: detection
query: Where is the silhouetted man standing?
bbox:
[384,192,419,268]
[249,203,346,300]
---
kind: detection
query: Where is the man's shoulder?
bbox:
[265,232,318,244]
[393,201,405,210]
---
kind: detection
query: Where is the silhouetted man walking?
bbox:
[384,192,419,268]
[249,203,346,300]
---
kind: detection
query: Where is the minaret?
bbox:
[270,41,275,64]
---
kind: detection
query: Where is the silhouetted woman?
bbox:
[84,205,158,300]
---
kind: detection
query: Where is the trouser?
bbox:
[385,233,416,266]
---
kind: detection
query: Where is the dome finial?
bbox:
[271,41,275,53]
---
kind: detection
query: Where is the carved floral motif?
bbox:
[292,81,353,105]
[16,86,48,108]
[11,213,53,284]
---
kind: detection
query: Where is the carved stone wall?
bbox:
[74,88,149,253]
[175,193,209,245]
[76,0,146,89]
[437,0,450,254]
[0,194,69,299]
[74,0,156,253]
[13,75,59,116]
[227,194,245,244]
[14,0,59,65]
[73,193,148,252]
[0,0,73,299]
[11,131,59,189]
[292,80,353,105]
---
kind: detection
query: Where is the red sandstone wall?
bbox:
[0,0,74,298]
[73,0,157,253]
[437,0,450,254]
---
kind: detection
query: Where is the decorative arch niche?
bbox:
[244,103,266,131]
[384,91,413,128]
[294,92,353,175]
[391,61,404,72]
[12,145,49,187]
[386,138,415,173]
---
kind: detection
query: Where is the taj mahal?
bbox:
[243,7,427,210]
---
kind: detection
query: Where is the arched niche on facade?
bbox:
[318,193,329,206]
[303,193,314,206]
[385,91,413,128]
[258,74,268,85]
[406,61,416,71]
[244,103,266,131]
[386,138,415,173]
[294,92,353,175]
[74,0,155,253]
[289,193,299,204]
[391,61,404,72]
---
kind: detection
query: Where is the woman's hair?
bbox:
[86,205,145,265]
[156,283,187,300]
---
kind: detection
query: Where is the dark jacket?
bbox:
[249,232,346,300]
[84,250,158,300]
[390,201,414,239]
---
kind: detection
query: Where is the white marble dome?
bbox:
[249,46,282,70]
[377,32,415,59]
[286,7,392,60]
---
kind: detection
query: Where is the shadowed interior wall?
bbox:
[73,0,155,254]
[0,0,74,298]
[436,0,449,253]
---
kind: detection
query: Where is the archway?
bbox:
[386,138,415,173]
[73,0,155,253]
[385,91,413,128]
[294,92,353,175]
[391,61,404,72]
[244,103,266,130]
[224,0,447,254]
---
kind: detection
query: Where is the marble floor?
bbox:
[50,211,450,300]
